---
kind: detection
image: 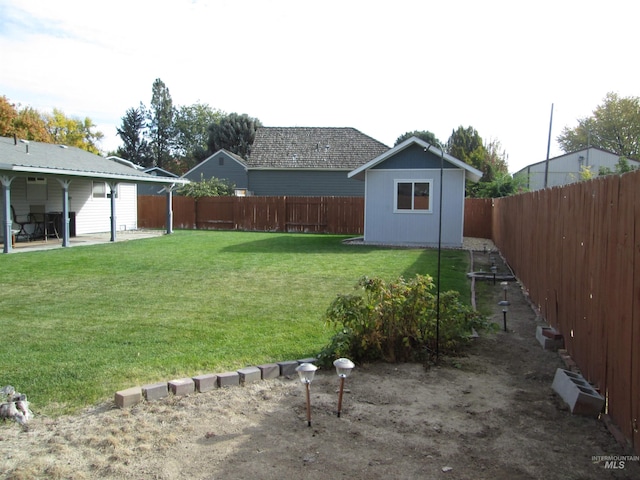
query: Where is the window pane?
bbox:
[414,182,430,210]
[397,182,412,209]
[92,182,106,198]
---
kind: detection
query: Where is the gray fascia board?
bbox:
[4,165,189,184]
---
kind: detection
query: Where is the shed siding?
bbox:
[372,143,457,171]
[363,168,465,247]
[248,170,365,196]
[184,152,248,189]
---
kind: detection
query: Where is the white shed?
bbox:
[348,137,482,248]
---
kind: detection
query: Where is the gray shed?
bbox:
[349,137,482,247]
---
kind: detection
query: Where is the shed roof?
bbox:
[348,136,483,182]
[0,136,187,184]
[246,127,389,170]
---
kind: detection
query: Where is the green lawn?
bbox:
[0,231,470,415]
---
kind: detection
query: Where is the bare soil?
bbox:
[1,247,638,479]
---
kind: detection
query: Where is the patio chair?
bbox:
[11,205,32,241]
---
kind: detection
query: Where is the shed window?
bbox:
[394,180,432,213]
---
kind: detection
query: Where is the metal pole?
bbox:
[503,310,507,332]
[543,103,554,188]
[337,376,345,418]
[436,144,444,362]
[305,382,311,427]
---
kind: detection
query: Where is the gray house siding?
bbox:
[515,147,640,191]
[363,168,465,246]
[183,151,248,189]
[248,170,365,196]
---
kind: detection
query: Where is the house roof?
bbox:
[182,149,248,179]
[348,136,483,182]
[0,136,187,185]
[246,127,389,170]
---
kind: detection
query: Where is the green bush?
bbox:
[318,275,488,365]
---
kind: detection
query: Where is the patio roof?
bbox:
[0,136,188,185]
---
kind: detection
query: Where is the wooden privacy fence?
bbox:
[139,195,494,236]
[138,195,365,234]
[492,171,640,454]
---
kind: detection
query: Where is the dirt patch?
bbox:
[1,248,638,479]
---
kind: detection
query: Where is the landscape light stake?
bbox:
[498,300,510,332]
[501,281,508,301]
[295,363,318,427]
[333,358,355,417]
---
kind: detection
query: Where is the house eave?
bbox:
[1,165,190,184]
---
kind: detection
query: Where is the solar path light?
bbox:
[501,281,508,301]
[295,363,318,427]
[333,358,355,417]
[498,300,510,332]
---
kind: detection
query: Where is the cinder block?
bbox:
[238,366,261,385]
[115,387,142,408]
[168,378,195,396]
[278,361,298,377]
[217,371,240,387]
[297,357,317,365]
[258,363,280,380]
[142,382,169,401]
[193,373,218,393]
[552,368,604,416]
[536,326,564,351]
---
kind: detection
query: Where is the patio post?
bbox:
[109,182,118,242]
[165,185,174,235]
[1,176,14,253]
[58,179,72,247]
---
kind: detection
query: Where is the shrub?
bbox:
[318,275,488,365]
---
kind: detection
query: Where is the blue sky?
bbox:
[1,0,638,172]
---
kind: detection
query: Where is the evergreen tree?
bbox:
[147,78,175,168]
[207,112,262,158]
[116,105,151,165]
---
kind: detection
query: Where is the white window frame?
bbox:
[393,179,433,213]
[92,181,107,199]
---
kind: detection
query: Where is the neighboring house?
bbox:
[348,136,482,248]
[182,149,249,193]
[514,147,640,191]
[182,127,389,196]
[138,167,180,195]
[0,136,187,253]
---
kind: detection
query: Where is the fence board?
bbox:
[492,170,640,454]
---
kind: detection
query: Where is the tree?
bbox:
[116,105,151,165]
[1,96,52,142]
[174,102,224,168]
[446,126,486,170]
[176,174,235,198]
[557,92,640,157]
[394,130,441,147]
[446,126,510,197]
[473,172,528,198]
[147,78,176,169]
[44,108,104,154]
[207,112,262,158]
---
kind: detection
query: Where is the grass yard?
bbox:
[0,231,470,416]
